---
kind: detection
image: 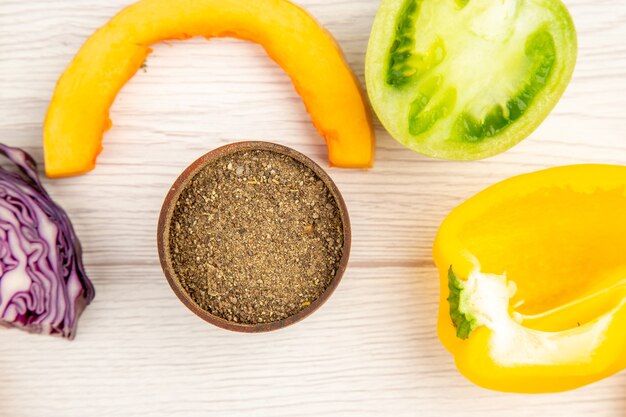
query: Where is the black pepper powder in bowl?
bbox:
[157,142,351,332]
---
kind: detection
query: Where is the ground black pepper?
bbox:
[168,149,344,325]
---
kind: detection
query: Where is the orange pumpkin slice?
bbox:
[43,0,375,177]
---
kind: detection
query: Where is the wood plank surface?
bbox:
[0,0,625,415]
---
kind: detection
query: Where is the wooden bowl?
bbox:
[157,141,351,332]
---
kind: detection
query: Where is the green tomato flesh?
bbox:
[366,0,577,160]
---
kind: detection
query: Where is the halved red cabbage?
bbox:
[0,144,94,339]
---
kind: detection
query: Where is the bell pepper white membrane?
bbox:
[459,270,622,366]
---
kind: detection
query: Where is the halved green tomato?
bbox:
[365,0,577,160]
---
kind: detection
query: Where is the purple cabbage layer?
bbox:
[0,144,95,339]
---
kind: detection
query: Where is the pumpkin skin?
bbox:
[43,0,375,178]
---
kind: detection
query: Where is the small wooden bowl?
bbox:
[157,141,351,332]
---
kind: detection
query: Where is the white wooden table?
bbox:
[1,0,625,416]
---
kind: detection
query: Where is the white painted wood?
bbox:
[0,0,625,415]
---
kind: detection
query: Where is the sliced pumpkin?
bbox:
[43,0,374,178]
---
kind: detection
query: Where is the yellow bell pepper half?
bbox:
[434,164,626,393]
